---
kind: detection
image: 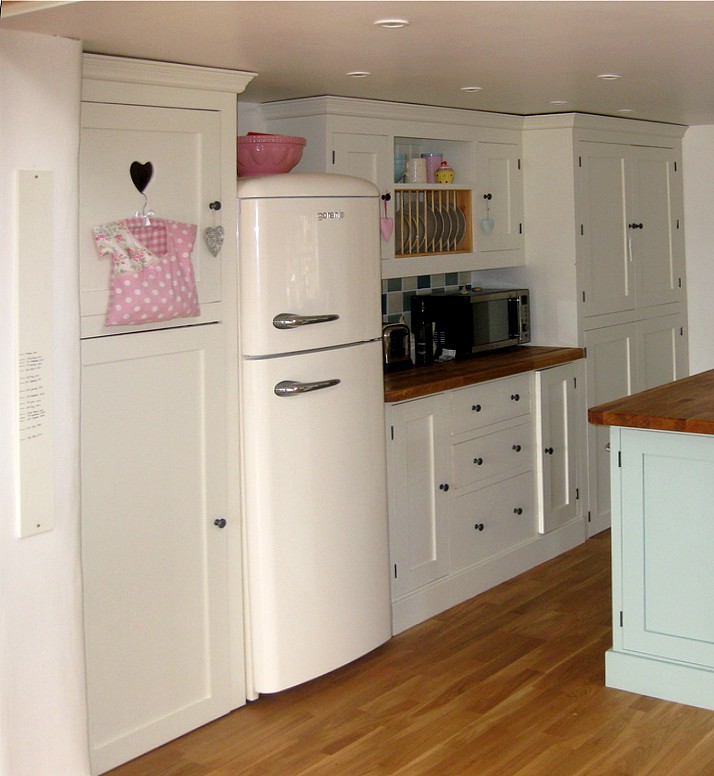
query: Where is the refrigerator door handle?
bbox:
[274,379,341,397]
[272,313,340,329]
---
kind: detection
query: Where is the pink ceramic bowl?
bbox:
[237,134,306,177]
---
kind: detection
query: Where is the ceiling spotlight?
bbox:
[346,71,371,78]
[597,73,622,81]
[549,100,569,105]
[617,108,634,113]
[460,86,483,93]
[374,19,410,29]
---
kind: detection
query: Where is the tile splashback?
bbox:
[382,272,472,330]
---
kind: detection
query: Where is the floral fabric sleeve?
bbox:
[92,222,157,275]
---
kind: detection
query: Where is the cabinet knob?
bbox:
[513,507,523,515]
[512,444,522,452]
[545,447,554,455]
[511,394,520,401]
[483,193,492,201]
[209,201,222,211]
[213,518,227,528]
[472,404,482,412]
[473,457,484,466]
[439,483,450,492]
[474,523,485,531]
[628,222,643,229]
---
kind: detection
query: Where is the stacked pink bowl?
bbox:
[237,133,306,177]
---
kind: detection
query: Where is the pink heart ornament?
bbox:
[380,217,394,241]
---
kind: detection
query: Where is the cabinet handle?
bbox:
[513,507,523,516]
[439,483,450,492]
[209,201,222,211]
[473,457,484,466]
[511,394,520,401]
[213,518,227,528]
[483,193,492,201]
[472,404,482,412]
[512,444,522,452]
[474,523,485,531]
[628,222,643,229]
[545,447,554,455]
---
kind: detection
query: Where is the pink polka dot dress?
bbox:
[92,218,200,326]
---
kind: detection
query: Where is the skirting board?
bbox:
[391,517,586,635]
[606,649,714,712]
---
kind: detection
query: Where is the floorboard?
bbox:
[106,532,714,775]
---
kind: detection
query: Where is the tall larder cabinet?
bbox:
[78,55,255,774]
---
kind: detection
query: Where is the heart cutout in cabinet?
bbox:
[130,161,154,194]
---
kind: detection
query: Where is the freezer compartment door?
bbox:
[241,341,391,693]
[238,195,382,356]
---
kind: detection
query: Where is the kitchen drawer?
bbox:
[451,420,533,491]
[450,373,531,435]
[449,471,536,572]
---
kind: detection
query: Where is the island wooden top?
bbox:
[588,369,714,434]
[383,346,584,403]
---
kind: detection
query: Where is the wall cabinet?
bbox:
[607,427,714,711]
[79,55,254,774]
[385,363,584,634]
[258,96,524,277]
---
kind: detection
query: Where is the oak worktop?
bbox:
[588,369,714,434]
[383,345,584,403]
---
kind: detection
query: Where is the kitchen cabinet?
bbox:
[385,360,584,634]
[81,324,232,774]
[259,96,524,277]
[79,55,254,774]
[535,361,583,534]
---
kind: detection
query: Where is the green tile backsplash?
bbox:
[382,272,472,330]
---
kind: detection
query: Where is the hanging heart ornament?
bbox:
[129,161,153,193]
[205,225,224,257]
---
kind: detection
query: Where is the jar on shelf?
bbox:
[435,161,455,184]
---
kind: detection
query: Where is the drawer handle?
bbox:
[439,483,450,492]
[513,507,523,516]
[510,393,520,401]
[512,444,522,452]
[472,404,482,412]
[545,447,554,455]
[473,457,484,466]
[474,523,485,531]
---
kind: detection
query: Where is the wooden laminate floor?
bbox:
[108,532,714,776]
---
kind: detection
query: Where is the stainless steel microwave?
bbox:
[410,288,530,365]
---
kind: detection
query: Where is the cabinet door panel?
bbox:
[387,397,449,598]
[579,148,634,317]
[80,102,222,331]
[81,325,230,773]
[476,141,524,256]
[621,429,714,666]
[535,363,578,533]
[637,313,684,391]
[631,152,679,308]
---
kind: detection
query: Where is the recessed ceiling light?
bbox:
[617,108,634,113]
[549,100,569,105]
[374,19,410,29]
[597,73,622,81]
[346,71,371,78]
[460,86,483,93]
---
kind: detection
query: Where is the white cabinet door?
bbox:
[81,324,231,774]
[584,322,638,535]
[386,396,450,599]
[637,312,686,391]
[578,145,634,317]
[475,140,524,261]
[80,102,223,335]
[535,362,579,533]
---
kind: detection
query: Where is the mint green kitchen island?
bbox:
[589,370,714,711]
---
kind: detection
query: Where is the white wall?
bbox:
[0,30,90,776]
[683,126,714,375]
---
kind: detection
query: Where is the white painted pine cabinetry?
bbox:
[386,366,585,634]
[519,115,688,536]
[78,55,254,774]
[258,96,524,277]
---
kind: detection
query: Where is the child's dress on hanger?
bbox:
[92,217,200,326]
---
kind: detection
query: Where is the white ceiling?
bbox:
[4,0,714,126]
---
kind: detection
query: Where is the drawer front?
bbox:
[450,373,531,434]
[452,421,533,490]
[449,471,536,572]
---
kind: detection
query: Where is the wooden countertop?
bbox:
[383,345,584,403]
[588,369,714,434]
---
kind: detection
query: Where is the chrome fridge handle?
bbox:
[273,313,340,329]
[274,379,341,397]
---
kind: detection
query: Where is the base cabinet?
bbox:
[607,427,714,711]
[386,363,585,633]
[81,325,232,774]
